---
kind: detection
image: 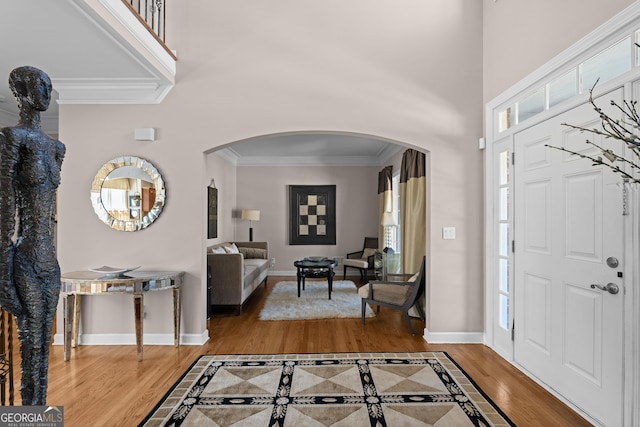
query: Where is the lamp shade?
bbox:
[381,211,397,227]
[241,209,260,221]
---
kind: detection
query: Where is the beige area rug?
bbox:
[258,280,375,321]
[139,352,515,426]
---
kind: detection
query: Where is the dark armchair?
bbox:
[343,237,378,282]
[358,256,426,335]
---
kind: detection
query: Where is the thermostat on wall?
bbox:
[135,127,155,141]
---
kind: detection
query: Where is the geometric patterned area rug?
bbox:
[139,352,515,426]
[258,280,375,321]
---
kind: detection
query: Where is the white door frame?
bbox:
[484,3,640,425]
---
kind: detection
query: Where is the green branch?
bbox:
[545,144,640,184]
[583,138,640,172]
[552,78,640,183]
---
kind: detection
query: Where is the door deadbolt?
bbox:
[606,257,619,268]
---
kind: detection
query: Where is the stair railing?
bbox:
[126,1,175,47]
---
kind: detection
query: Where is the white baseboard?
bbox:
[52,330,209,346]
[422,328,484,344]
[268,271,354,278]
[269,270,297,276]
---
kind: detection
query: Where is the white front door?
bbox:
[513,89,625,426]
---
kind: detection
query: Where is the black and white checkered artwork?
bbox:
[298,194,327,236]
[289,185,335,245]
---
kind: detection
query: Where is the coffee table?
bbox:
[294,258,336,299]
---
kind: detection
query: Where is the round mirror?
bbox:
[90,156,166,231]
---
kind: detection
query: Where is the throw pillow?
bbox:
[362,248,376,259]
[222,243,240,254]
[210,246,226,254]
[238,247,267,259]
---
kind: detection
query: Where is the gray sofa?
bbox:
[207,241,269,314]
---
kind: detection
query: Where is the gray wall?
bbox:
[234,164,381,272]
[56,0,484,342]
[483,0,633,105]
[54,0,631,343]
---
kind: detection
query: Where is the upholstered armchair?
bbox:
[343,237,378,282]
[358,256,426,335]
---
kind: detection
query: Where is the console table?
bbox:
[60,270,185,362]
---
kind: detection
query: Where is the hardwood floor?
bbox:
[25,276,591,426]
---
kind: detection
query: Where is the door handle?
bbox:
[590,283,619,295]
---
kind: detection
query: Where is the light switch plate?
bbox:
[442,227,456,240]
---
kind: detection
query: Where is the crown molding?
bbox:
[214,146,403,167]
[376,143,404,165]
[54,77,172,105]
[213,148,240,165]
[236,155,386,166]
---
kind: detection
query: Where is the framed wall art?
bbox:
[207,186,218,239]
[289,185,336,245]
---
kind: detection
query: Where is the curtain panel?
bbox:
[400,149,426,274]
[378,165,393,250]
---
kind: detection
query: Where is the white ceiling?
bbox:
[0,1,400,165]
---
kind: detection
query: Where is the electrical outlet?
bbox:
[270,257,276,267]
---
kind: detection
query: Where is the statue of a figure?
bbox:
[0,66,65,405]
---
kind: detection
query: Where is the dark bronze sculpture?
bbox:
[0,66,65,405]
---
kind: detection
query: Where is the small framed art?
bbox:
[207,186,218,239]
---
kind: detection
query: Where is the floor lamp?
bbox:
[241,209,260,241]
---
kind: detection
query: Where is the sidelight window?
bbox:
[497,151,511,331]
